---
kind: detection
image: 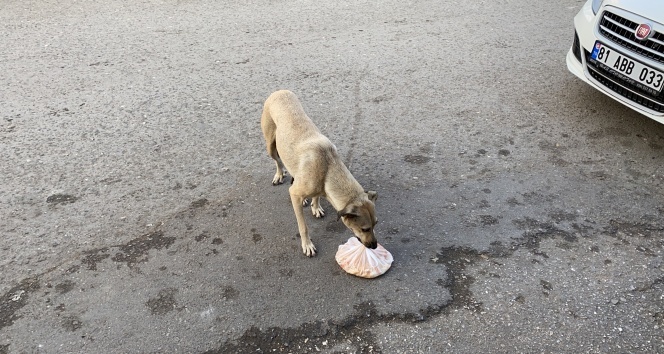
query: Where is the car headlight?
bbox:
[592,0,604,14]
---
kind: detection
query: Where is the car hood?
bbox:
[603,0,664,23]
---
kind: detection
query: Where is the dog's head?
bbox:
[337,191,378,249]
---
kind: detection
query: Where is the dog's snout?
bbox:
[356,236,378,249]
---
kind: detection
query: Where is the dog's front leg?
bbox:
[289,187,317,257]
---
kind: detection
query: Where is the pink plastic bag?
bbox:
[335,237,393,278]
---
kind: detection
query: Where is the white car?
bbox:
[566,0,664,125]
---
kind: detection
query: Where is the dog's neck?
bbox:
[324,164,365,212]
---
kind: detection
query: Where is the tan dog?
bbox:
[261,90,378,257]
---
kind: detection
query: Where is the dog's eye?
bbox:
[361,227,371,232]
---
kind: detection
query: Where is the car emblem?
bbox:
[635,23,652,40]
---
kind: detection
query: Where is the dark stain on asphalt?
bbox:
[633,277,664,292]
[589,170,609,180]
[430,216,590,316]
[191,198,209,208]
[521,191,556,204]
[111,230,176,268]
[370,94,390,103]
[212,238,224,245]
[540,279,553,296]
[603,219,664,238]
[404,154,431,164]
[654,311,664,327]
[61,315,83,332]
[506,197,524,207]
[0,344,8,354]
[81,248,110,271]
[556,242,575,250]
[55,280,76,294]
[514,294,526,304]
[478,215,499,226]
[487,240,512,257]
[99,177,122,185]
[206,301,444,354]
[512,217,577,251]
[207,320,339,354]
[432,247,484,313]
[221,286,239,300]
[146,288,178,315]
[635,245,657,256]
[549,209,578,223]
[572,222,595,236]
[0,277,41,331]
[548,156,571,167]
[78,230,175,271]
[537,141,571,167]
[195,232,209,242]
[279,269,294,277]
[46,193,79,205]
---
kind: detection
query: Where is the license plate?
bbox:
[591,41,664,92]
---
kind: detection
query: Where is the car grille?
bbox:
[599,11,664,65]
[588,68,664,112]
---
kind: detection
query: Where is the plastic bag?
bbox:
[335,237,393,278]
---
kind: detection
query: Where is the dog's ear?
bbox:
[366,190,378,202]
[337,205,359,220]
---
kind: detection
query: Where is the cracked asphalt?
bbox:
[1,0,663,353]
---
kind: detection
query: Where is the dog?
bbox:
[260,90,378,257]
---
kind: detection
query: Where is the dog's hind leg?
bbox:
[311,197,325,218]
[261,110,286,185]
[269,145,286,185]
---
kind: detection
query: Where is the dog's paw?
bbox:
[302,198,310,207]
[312,205,325,218]
[302,241,317,257]
[272,174,284,185]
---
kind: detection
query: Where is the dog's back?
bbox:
[261,90,334,178]
[262,90,319,137]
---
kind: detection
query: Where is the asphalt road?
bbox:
[1,0,663,353]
